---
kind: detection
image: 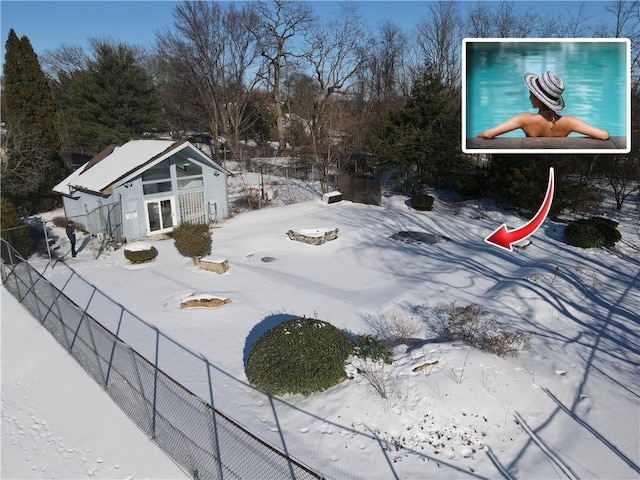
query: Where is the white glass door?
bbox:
[145,197,175,234]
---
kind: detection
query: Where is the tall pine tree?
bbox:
[374,72,477,194]
[2,29,65,213]
[56,40,164,152]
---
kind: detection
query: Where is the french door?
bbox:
[145,197,175,235]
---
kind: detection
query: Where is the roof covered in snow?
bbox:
[53,139,224,196]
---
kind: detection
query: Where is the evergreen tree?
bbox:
[56,41,164,151]
[2,29,65,213]
[0,198,32,261]
[2,29,60,157]
[374,72,474,193]
[485,155,579,217]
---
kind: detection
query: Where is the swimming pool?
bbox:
[464,40,629,138]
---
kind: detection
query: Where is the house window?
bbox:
[142,159,172,195]
[143,181,172,195]
[176,160,204,191]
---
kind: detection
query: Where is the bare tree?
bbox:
[465,1,537,38]
[592,0,640,93]
[416,1,462,89]
[254,0,314,154]
[466,2,494,37]
[349,21,410,170]
[220,5,264,157]
[534,2,591,37]
[146,54,206,135]
[40,43,88,79]
[368,21,410,102]
[156,1,262,161]
[606,155,640,210]
[301,3,367,192]
[561,2,591,37]
[494,1,538,37]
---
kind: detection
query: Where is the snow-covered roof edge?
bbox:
[52,139,230,196]
[113,140,231,190]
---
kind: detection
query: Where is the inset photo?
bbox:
[463,39,630,154]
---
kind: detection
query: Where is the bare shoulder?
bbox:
[561,115,609,140]
[518,112,539,123]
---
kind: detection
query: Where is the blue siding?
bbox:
[61,145,229,242]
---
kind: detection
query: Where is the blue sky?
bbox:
[1,1,616,59]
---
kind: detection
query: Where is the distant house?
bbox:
[53,139,230,242]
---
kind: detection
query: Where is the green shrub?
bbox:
[590,217,622,246]
[411,193,434,211]
[123,244,158,263]
[173,222,212,264]
[246,317,353,396]
[565,221,604,248]
[565,216,621,249]
[1,198,32,262]
[352,334,393,364]
[437,303,531,358]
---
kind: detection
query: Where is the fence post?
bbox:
[151,329,160,440]
[83,317,108,387]
[105,307,125,387]
[127,344,156,437]
[205,359,225,480]
[43,221,52,263]
[6,245,23,301]
[49,284,74,350]
[24,264,45,322]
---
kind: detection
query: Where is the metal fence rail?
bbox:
[0,238,324,480]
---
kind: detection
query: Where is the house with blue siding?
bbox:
[53,139,230,242]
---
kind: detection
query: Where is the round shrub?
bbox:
[173,222,212,264]
[411,193,434,211]
[123,242,158,263]
[246,317,352,396]
[565,217,621,249]
[565,221,605,248]
[590,217,622,246]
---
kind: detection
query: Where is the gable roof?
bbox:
[53,139,226,196]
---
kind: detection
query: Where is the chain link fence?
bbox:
[1,238,324,480]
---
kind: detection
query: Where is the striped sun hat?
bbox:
[523,71,565,112]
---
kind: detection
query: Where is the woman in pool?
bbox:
[476,71,609,140]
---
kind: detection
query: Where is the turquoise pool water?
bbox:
[465,41,628,138]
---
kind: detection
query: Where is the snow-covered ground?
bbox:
[1,293,187,479]
[3,179,639,479]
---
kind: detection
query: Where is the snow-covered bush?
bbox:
[172,222,212,264]
[437,303,531,358]
[564,217,621,248]
[246,317,352,396]
[123,242,158,263]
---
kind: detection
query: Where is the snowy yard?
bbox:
[3,182,639,479]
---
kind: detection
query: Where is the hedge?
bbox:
[246,317,352,396]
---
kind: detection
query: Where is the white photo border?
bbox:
[461,38,631,154]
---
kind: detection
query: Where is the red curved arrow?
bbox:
[485,167,555,252]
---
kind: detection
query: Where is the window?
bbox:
[176,159,203,191]
[143,181,172,195]
[142,159,171,195]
